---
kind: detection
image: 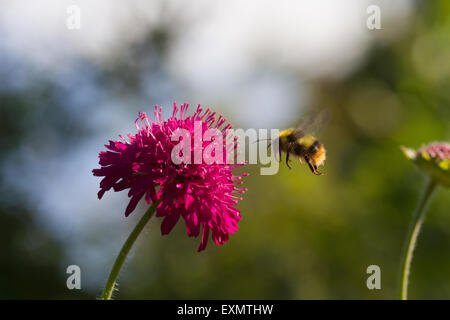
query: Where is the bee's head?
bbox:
[278,128,294,150]
[279,128,294,139]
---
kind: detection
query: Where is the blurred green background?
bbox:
[0,0,449,299]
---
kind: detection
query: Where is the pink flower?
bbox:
[418,142,450,162]
[93,103,248,251]
[401,142,450,188]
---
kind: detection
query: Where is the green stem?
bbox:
[398,178,437,300]
[101,200,160,300]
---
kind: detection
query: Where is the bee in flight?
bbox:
[272,109,330,175]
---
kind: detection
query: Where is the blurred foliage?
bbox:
[0,195,90,299]
[1,0,449,299]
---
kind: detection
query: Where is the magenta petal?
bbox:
[97,189,106,199]
[145,186,156,204]
[161,212,181,235]
[212,229,229,246]
[185,211,200,237]
[185,193,195,211]
[124,192,144,217]
[197,225,210,252]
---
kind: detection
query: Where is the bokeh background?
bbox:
[1,0,449,299]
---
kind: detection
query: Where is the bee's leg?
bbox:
[314,166,324,175]
[298,157,305,165]
[305,156,321,175]
[286,152,292,169]
[316,166,326,175]
[313,166,326,175]
[286,143,295,169]
[305,157,314,173]
[271,137,280,162]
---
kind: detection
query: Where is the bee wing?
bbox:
[290,128,305,140]
[296,108,331,136]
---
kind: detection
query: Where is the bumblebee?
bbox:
[273,109,329,175]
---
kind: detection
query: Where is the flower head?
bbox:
[401,142,450,187]
[93,103,248,251]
